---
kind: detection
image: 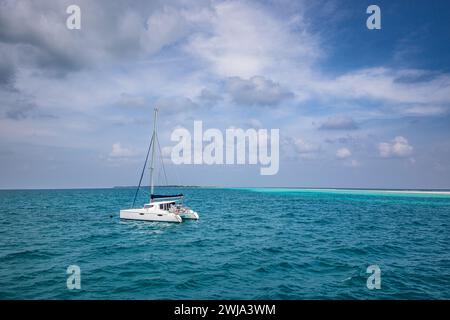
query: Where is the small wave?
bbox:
[0,248,57,261]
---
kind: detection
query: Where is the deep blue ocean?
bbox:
[0,187,449,299]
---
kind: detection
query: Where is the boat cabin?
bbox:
[144,200,181,211]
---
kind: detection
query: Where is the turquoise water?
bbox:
[0,187,449,299]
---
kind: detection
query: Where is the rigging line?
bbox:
[131,134,154,208]
[157,162,162,188]
[172,153,182,187]
[158,150,168,186]
[156,133,169,186]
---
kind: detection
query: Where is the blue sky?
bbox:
[1,0,450,189]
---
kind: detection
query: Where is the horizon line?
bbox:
[1,185,450,192]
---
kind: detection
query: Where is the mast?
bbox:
[149,108,158,202]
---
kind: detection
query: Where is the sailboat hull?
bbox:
[120,209,182,223]
[179,210,199,220]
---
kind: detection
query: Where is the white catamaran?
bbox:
[120,108,199,223]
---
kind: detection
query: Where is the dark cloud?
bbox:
[324,135,355,144]
[0,0,189,77]
[197,88,222,106]
[0,59,15,86]
[0,1,86,73]
[0,48,16,86]
[225,76,293,106]
[319,116,358,130]
[5,100,36,120]
[1,92,57,121]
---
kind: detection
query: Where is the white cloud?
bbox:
[314,68,450,106]
[336,148,352,159]
[280,136,321,161]
[140,6,195,54]
[109,143,137,158]
[293,138,321,159]
[185,1,320,78]
[378,136,413,158]
[402,105,448,116]
[294,138,319,154]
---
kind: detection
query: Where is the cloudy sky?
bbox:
[1,0,450,189]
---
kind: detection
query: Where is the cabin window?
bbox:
[159,204,163,209]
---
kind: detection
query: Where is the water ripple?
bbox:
[0,187,449,299]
